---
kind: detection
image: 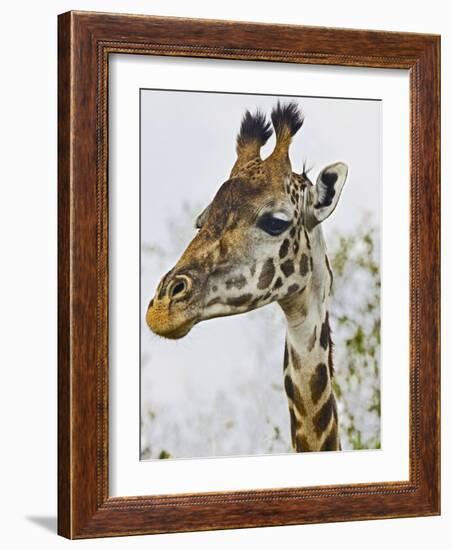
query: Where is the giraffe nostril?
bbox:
[167,275,191,300]
[171,281,186,297]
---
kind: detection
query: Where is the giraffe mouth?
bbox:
[145,300,199,339]
[153,321,195,340]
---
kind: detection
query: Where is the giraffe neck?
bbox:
[278,227,340,452]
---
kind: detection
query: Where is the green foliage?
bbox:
[329,218,381,450]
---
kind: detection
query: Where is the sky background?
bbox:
[140,89,381,459]
[141,90,381,247]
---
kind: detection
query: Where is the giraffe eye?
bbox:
[257,214,291,236]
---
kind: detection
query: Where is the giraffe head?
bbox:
[146,102,348,339]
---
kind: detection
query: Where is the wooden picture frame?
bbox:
[58,11,440,539]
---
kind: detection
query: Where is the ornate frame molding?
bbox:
[58,11,440,538]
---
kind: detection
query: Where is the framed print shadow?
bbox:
[58,11,440,539]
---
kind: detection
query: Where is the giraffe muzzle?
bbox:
[146,273,199,339]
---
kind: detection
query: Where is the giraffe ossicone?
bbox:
[146,101,348,452]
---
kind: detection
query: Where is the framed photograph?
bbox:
[58,11,440,539]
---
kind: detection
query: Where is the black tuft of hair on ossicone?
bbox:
[271,101,304,139]
[237,109,273,149]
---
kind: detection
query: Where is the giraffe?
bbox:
[146,102,348,452]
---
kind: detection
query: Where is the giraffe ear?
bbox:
[230,110,272,177]
[312,162,348,224]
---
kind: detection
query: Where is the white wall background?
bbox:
[0,0,448,548]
